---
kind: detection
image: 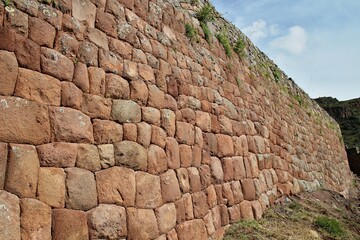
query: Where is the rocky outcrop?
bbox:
[0,0,352,239]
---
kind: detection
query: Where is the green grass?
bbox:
[195,3,215,23]
[216,33,232,57]
[185,23,198,42]
[234,37,245,56]
[314,216,345,238]
[200,22,211,44]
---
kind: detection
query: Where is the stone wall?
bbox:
[0,0,352,239]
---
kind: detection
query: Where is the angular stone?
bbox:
[123,59,138,81]
[195,111,211,132]
[82,93,112,119]
[203,133,217,155]
[98,144,115,169]
[72,0,96,28]
[109,38,132,60]
[78,40,98,66]
[111,100,141,123]
[65,167,97,211]
[49,107,94,143]
[130,80,148,105]
[231,181,244,204]
[176,121,194,145]
[123,123,137,141]
[211,157,223,183]
[99,48,123,74]
[176,219,207,240]
[192,191,209,218]
[166,137,180,169]
[105,73,130,99]
[0,26,15,51]
[179,144,192,168]
[0,143,7,189]
[161,109,176,137]
[85,27,109,50]
[251,200,263,220]
[15,68,61,106]
[161,169,181,203]
[52,209,88,240]
[0,191,20,240]
[95,10,117,38]
[29,17,55,48]
[136,172,162,208]
[241,179,256,201]
[73,62,90,93]
[217,134,234,157]
[139,64,155,82]
[55,32,80,60]
[142,107,160,125]
[96,167,135,206]
[88,67,106,96]
[5,144,39,198]
[223,158,234,182]
[222,182,235,206]
[188,167,202,193]
[20,198,51,240]
[41,47,74,81]
[233,156,246,180]
[199,164,211,189]
[37,142,77,167]
[148,84,164,109]
[61,82,83,109]
[155,203,177,234]
[0,50,18,96]
[15,34,40,71]
[37,167,65,208]
[228,204,241,223]
[114,140,147,170]
[148,144,168,174]
[87,204,127,239]
[151,125,167,148]
[206,185,217,208]
[76,144,101,172]
[5,8,28,36]
[240,201,254,220]
[38,4,62,30]
[62,15,86,41]
[127,208,160,240]
[93,119,123,144]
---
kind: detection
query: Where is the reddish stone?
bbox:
[151,125,167,148]
[136,172,162,208]
[72,0,96,27]
[148,144,168,174]
[82,93,112,119]
[142,107,161,125]
[123,123,137,141]
[132,49,147,64]
[161,109,176,137]
[76,144,101,172]
[96,167,135,206]
[61,82,83,109]
[176,219,207,240]
[15,68,61,106]
[114,141,147,171]
[139,64,155,82]
[4,8,28,36]
[0,191,20,240]
[203,133,218,155]
[176,121,194,145]
[118,0,134,10]
[88,67,106,96]
[210,157,223,183]
[105,73,130,99]
[127,208,160,240]
[54,32,80,60]
[98,144,115,168]
[109,38,132,60]
[137,122,151,147]
[5,144,39,198]
[95,9,117,37]
[195,111,211,132]
[78,40,98,66]
[73,62,90,92]
[52,209,89,240]
[241,179,256,201]
[49,107,94,143]
[219,115,233,135]
[41,47,74,81]
[123,60,138,81]
[206,185,217,208]
[240,201,254,220]
[234,135,249,156]
[166,137,180,169]
[29,17,55,47]
[0,143,7,189]
[93,119,123,144]
[180,108,196,124]
[130,80,149,105]
[155,203,177,234]
[217,134,234,157]
[199,164,211,189]
[228,204,241,223]
[251,200,263,220]
[160,169,181,203]
[188,167,201,193]
[222,158,234,182]
[15,34,40,71]
[37,167,66,208]
[0,26,15,51]
[231,181,244,204]
[111,99,142,123]
[62,15,86,41]
[37,142,76,167]
[20,198,51,240]
[38,4,63,30]
[0,51,17,96]
[99,48,123,74]
[148,84,165,109]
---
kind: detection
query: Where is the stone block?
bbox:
[228,204,241,223]
[37,167,65,208]
[49,107,94,143]
[217,134,234,157]
[166,137,180,169]
[5,144,39,198]
[222,182,235,206]
[37,142,77,167]
[139,64,155,82]
[76,144,101,172]
[148,144,168,174]
[29,17,55,47]
[88,67,106,96]
[127,208,159,240]
[161,109,176,137]
[137,122,151,147]
[114,140,147,171]
[4,8,28,36]
[52,209,88,240]
[142,107,161,125]
[206,185,217,208]
[123,60,138,81]
[155,203,177,234]
[203,133,217,155]
[73,62,90,93]
[65,167,97,211]
[61,82,83,109]
[96,167,135,206]
[105,73,130,99]
[41,47,74,81]
[78,40,98,66]
[0,50,18,96]
[195,111,211,132]
[160,169,181,202]
[151,125,167,148]
[0,26,15,51]
[99,49,123,74]
[192,191,209,219]
[95,9,117,38]
[20,198,51,240]
[15,34,40,71]
[251,200,263,220]
[109,38,132,60]
[111,100,141,123]
[0,143,7,189]
[62,15,86,40]
[82,93,112,119]
[241,179,256,201]
[231,181,244,204]
[136,172,162,208]
[55,32,80,60]
[93,119,123,144]
[211,157,223,183]
[87,204,127,239]
[38,4,62,30]
[85,27,109,50]
[188,167,201,193]
[222,158,234,182]
[233,156,246,180]
[176,219,207,240]
[0,191,20,240]
[98,144,115,169]
[240,201,254,220]
[176,121,195,145]
[15,68,61,106]
[199,165,211,189]
[72,0,96,27]
[123,123,137,141]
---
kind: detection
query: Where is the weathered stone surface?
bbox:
[72,0,96,28]
[99,48,123,73]
[105,73,129,99]
[88,67,106,96]
[61,82,83,109]
[130,80,149,105]
[73,62,90,92]
[76,144,101,172]
[37,167,65,208]
[37,142,77,167]
[49,107,94,143]
[20,198,51,240]
[111,100,141,123]
[135,172,162,209]
[151,125,167,148]
[155,203,177,234]
[177,168,190,194]
[15,34,40,71]
[217,134,234,157]
[161,169,181,203]
[127,208,159,240]
[87,204,127,239]
[82,94,112,119]
[5,144,39,198]
[114,141,147,171]
[41,47,74,81]
[78,40,98,66]
[233,156,246,180]
[55,32,80,60]
[142,107,161,125]
[241,179,256,201]
[211,157,224,183]
[137,122,152,147]
[0,50,18,96]
[0,143,7,189]
[15,68,61,106]
[195,111,211,132]
[240,200,254,220]
[148,144,168,174]
[98,144,115,169]
[176,219,207,240]
[0,96,50,145]
[166,137,180,169]
[29,17,55,48]
[123,123,137,141]
[204,210,216,235]
[192,191,209,218]
[52,209,89,240]
[93,119,122,144]
[0,26,16,51]
[176,121,195,145]
[161,109,176,137]
[96,166,136,207]
[65,167,97,211]
[179,144,192,168]
[0,191,20,240]
[86,27,109,50]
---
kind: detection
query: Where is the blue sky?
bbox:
[211,0,360,100]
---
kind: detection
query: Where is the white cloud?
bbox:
[242,20,279,43]
[270,26,307,55]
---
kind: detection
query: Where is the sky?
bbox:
[211,0,360,101]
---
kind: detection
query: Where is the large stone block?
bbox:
[15,34,40,71]
[192,191,209,218]
[160,169,181,203]
[72,0,96,28]
[52,209,89,240]
[0,96,50,145]
[88,67,106,96]
[114,141,147,171]
[0,50,18,96]
[161,109,176,137]
[65,167,97,211]
[37,167,65,208]
[166,137,180,169]
[5,144,39,198]
[96,167,135,206]
[151,125,167,148]
[81,94,112,119]
[127,208,159,240]
[176,168,190,194]
[111,100,141,123]
[98,144,115,169]
[20,198,51,240]
[61,82,83,109]
[37,142,77,167]
[15,68,61,106]
[0,143,7,189]
[85,27,109,50]
[93,119,123,144]
[29,17,55,48]
[136,172,162,208]
[76,144,101,172]
[137,122,152,148]
[148,144,168,174]
[105,73,130,99]
[240,200,254,220]
[155,203,177,234]
[49,107,94,143]
[176,219,207,240]
[176,121,195,145]
[0,191,20,240]
[41,47,74,81]
[241,179,256,201]
[87,204,127,239]
[217,134,234,157]
[210,157,224,183]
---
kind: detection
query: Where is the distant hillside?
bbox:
[315,97,360,148]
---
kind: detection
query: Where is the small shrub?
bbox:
[195,3,215,23]
[216,33,232,57]
[314,216,345,238]
[200,22,211,44]
[190,0,198,6]
[233,37,245,56]
[185,23,198,42]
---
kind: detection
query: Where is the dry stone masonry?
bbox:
[0,0,352,239]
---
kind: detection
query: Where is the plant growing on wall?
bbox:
[185,23,198,42]
[195,3,215,23]
[216,32,232,57]
[200,22,211,44]
[234,36,246,57]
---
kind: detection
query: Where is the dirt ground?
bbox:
[224,177,360,240]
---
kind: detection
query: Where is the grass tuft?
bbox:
[314,216,345,238]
